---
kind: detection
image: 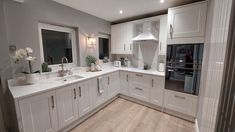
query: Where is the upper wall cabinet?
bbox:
[111,22,133,54]
[159,15,168,55]
[167,1,207,44]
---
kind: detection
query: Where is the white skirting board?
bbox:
[195,119,200,132]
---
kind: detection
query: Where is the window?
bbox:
[38,23,77,66]
[98,36,110,59]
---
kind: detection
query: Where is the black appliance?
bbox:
[165,44,204,95]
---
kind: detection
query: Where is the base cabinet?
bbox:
[163,90,198,117]
[78,81,93,117]
[105,72,120,99]
[19,91,58,132]
[56,84,78,129]
[91,77,107,108]
[120,71,129,96]
[150,76,164,107]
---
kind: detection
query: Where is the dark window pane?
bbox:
[99,38,109,59]
[42,29,73,65]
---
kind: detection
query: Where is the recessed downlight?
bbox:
[119,10,123,14]
[160,0,164,3]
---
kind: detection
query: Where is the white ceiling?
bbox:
[53,0,203,22]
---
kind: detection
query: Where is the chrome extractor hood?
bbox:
[132,22,158,41]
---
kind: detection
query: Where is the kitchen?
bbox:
[0,0,234,132]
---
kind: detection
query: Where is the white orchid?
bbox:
[12,47,37,74]
[26,47,33,53]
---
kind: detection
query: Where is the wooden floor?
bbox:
[70,98,195,132]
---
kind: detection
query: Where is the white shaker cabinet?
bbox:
[105,72,120,99]
[91,77,107,108]
[111,22,133,54]
[150,76,164,107]
[158,15,167,55]
[167,1,207,44]
[120,71,130,96]
[56,85,78,129]
[78,81,93,117]
[19,91,58,132]
[164,90,198,117]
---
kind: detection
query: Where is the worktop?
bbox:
[8,64,165,99]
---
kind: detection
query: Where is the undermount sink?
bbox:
[56,75,84,83]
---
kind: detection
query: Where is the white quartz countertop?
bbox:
[8,64,165,99]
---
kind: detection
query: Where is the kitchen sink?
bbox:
[56,75,84,83]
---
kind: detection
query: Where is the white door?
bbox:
[150,76,164,107]
[56,85,78,129]
[120,71,129,96]
[78,81,93,117]
[91,77,107,108]
[123,22,133,54]
[107,72,120,99]
[111,24,123,54]
[168,2,207,40]
[19,91,58,132]
[159,15,167,55]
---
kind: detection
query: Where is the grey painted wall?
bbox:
[3,0,111,72]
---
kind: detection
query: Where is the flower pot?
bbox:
[25,73,40,84]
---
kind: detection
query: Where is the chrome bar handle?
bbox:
[51,96,55,109]
[79,87,81,97]
[73,88,77,99]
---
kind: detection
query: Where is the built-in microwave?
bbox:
[165,44,204,95]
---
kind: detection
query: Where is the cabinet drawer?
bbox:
[130,73,152,87]
[164,90,198,117]
[129,83,150,102]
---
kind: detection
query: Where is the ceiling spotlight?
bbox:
[160,0,164,3]
[119,10,123,14]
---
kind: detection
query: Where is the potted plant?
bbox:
[13,47,40,84]
[85,55,97,72]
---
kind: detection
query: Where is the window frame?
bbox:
[38,23,77,69]
[97,34,110,60]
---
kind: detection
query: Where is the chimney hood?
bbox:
[133,22,158,41]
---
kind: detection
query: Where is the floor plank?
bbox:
[70,98,195,132]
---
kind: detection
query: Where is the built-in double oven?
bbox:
[165,44,204,95]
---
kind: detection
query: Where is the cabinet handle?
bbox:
[126,75,128,82]
[130,44,132,51]
[170,24,173,39]
[124,44,126,51]
[79,87,81,97]
[152,79,154,88]
[108,77,110,85]
[135,87,143,91]
[73,88,77,99]
[136,74,143,77]
[51,96,55,109]
[159,42,162,51]
[174,95,186,100]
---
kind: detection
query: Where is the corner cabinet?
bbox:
[111,22,133,54]
[91,77,107,108]
[104,72,120,99]
[167,1,207,44]
[120,71,130,96]
[19,91,58,132]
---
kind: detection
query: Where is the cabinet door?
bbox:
[168,2,207,40]
[159,15,167,55]
[111,22,133,54]
[91,77,107,108]
[56,85,78,129]
[107,72,120,99]
[164,90,198,117]
[78,81,93,117]
[120,71,129,96]
[19,91,58,132]
[129,83,150,102]
[150,76,164,107]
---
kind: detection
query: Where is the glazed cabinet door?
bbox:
[19,91,58,132]
[78,81,93,117]
[56,84,78,129]
[168,2,207,42]
[120,71,130,96]
[91,77,107,108]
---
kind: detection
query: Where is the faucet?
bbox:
[58,57,69,77]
